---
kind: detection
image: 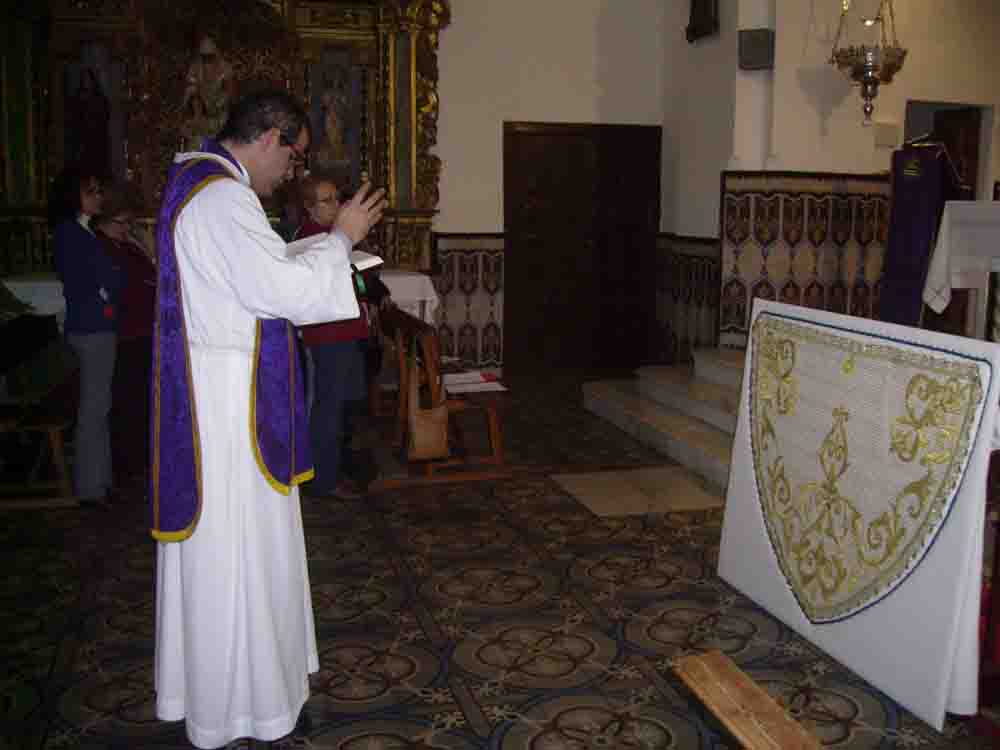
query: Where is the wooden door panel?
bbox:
[933,107,981,198]
[594,126,661,368]
[504,122,660,375]
[504,125,600,373]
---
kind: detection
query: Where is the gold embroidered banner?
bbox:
[749,312,987,623]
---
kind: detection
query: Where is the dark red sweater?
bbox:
[294,220,369,346]
[100,236,156,340]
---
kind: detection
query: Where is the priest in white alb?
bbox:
[150,89,386,749]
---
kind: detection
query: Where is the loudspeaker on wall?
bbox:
[738,28,775,71]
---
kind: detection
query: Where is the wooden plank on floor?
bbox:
[673,649,821,750]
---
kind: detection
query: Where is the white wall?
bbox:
[434,1,1000,237]
[662,0,739,237]
[770,0,1000,192]
[434,0,666,233]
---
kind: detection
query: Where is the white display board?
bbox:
[719,299,1000,730]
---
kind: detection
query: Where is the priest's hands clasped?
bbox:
[335,183,387,244]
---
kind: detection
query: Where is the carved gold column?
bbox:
[293,1,448,271]
[0,5,49,275]
[375,0,449,270]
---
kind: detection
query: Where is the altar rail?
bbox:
[3,220,721,371]
[0,213,157,277]
[718,171,891,348]
[0,213,50,276]
[432,232,722,369]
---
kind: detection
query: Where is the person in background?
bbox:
[51,168,124,506]
[94,186,156,490]
[296,173,390,498]
[274,161,308,241]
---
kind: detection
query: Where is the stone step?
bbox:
[582,379,733,492]
[693,347,746,390]
[635,364,739,436]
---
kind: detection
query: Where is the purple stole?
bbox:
[150,140,313,542]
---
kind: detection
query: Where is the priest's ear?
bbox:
[262,127,282,150]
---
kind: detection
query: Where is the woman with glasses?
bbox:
[51,167,125,507]
[295,172,390,498]
[94,187,156,490]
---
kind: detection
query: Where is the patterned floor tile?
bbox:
[0,376,994,749]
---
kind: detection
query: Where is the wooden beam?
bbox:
[673,650,821,750]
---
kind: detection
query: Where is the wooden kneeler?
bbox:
[377,305,509,487]
[673,650,821,750]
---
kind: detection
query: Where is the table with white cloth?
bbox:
[922,201,1000,339]
[2,273,65,330]
[0,269,442,330]
[380,269,439,324]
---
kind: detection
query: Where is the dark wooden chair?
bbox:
[0,323,79,508]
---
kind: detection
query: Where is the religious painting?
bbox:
[308,46,368,191]
[6,0,449,273]
[139,0,300,202]
[179,35,236,153]
[63,42,127,181]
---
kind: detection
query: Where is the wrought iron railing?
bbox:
[0,212,51,276]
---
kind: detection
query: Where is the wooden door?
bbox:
[503,122,660,375]
[593,126,661,369]
[933,107,982,198]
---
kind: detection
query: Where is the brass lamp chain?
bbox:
[885,0,899,46]
[832,0,850,55]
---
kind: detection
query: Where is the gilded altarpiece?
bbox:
[0,0,449,275]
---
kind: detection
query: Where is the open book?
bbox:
[442,370,507,393]
[285,234,384,272]
[350,249,384,272]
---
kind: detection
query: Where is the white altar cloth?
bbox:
[719,299,1000,730]
[0,270,441,330]
[381,270,439,323]
[923,201,1000,315]
[3,273,66,329]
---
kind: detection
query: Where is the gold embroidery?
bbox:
[903,157,922,178]
[750,315,983,621]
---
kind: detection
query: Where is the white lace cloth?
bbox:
[3,273,66,329]
[922,201,1000,314]
[381,270,439,323]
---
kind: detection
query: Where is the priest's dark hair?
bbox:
[216,88,308,148]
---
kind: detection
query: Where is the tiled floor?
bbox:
[1,373,995,749]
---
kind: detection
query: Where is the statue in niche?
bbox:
[67,67,112,176]
[180,35,235,151]
[312,67,352,176]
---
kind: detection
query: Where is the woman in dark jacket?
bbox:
[52,168,124,505]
